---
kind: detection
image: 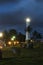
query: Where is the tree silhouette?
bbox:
[32,30,42,40]
[3,30,9,44]
[17,32,25,42]
[9,29,17,39]
[26,26,32,33]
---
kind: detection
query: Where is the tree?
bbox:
[32,30,42,40]
[3,29,17,44]
[32,30,38,39]
[8,29,17,40]
[17,32,25,42]
[37,33,42,39]
[3,30,9,44]
[26,26,32,32]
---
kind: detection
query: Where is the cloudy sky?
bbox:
[0,0,43,34]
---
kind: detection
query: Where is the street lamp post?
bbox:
[25,18,31,43]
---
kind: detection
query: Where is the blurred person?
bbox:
[0,49,2,60]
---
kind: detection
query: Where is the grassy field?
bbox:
[0,43,43,65]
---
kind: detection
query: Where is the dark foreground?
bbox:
[0,43,43,65]
[0,44,43,65]
[0,56,43,65]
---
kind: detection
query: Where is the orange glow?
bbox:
[0,46,3,49]
[14,42,16,45]
[17,41,19,44]
[8,41,12,45]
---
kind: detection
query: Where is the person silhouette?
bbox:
[0,49,2,60]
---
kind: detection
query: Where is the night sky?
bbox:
[0,0,43,34]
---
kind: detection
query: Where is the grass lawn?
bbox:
[0,43,43,65]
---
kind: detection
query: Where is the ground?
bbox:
[0,42,43,65]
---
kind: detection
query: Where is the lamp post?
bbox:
[25,18,31,43]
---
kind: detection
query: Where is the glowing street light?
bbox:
[26,18,31,23]
[0,32,3,38]
[25,18,31,41]
[14,42,16,45]
[0,46,3,49]
[11,36,16,41]
[11,38,14,41]
[13,36,16,39]
[11,36,16,46]
[8,41,12,45]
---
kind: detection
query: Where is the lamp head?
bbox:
[26,18,31,22]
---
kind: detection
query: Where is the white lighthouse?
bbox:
[25,18,31,42]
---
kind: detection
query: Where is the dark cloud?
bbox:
[35,0,43,2]
[31,13,43,24]
[0,0,43,33]
[0,10,26,33]
[0,0,20,3]
[0,10,25,25]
